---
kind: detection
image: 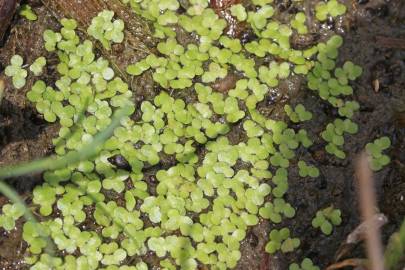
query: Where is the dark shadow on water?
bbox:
[0,98,49,146]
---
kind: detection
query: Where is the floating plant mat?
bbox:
[0,0,404,269]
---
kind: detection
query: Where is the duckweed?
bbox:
[291,12,308,34]
[321,118,358,159]
[30,57,47,76]
[247,5,275,30]
[338,100,360,118]
[0,203,25,231]
[88,10,125,49]
[186,0,208,16]
[5,55,28,89]
[298,161,320,178]
[285,104,313,123]
[365,136,391,171]
[230,4,247,21]
[179,8,227,40]
[312,206,342,235]
[289,258,320,270]
[20,4,38,21]
[43,29,62,52]
[259,198,296,223]
[315,0,347,21]
[0,0,380,268]
[265,228,300,254]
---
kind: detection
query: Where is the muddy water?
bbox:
[234,1,405,269]
[0,0,404,269]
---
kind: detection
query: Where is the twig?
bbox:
[259,252,270,270]
[326,258,369,270]
[355,152,385,270]
[0,79,4,105]
[335,213,388,261]
[376,36,405,49]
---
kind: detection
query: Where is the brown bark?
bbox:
[40,0,156,82]
[0,0,19,42]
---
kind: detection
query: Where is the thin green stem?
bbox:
[0,181,36,223]
[0,106,130,179]
[0,181,55,255]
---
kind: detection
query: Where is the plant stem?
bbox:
[0,78,4,105]
[0,181,55,255]
[355,152,385,270]
[0,106,130,179]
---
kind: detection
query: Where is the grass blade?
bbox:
[0,106,130,179]
[0,181,56,255]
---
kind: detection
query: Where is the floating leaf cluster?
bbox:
[5,55,28,89]
[30,57,47,76]
[88,10,125,50]
[20,4,38,21]
[321,119,358,159]
[265,228,300,254]
[365,136,391,171]
[315,0,347,21]
[0,203,25,231]
[306,34,363,159]
[298,161,320,178]
[285,104,312,123]
[312,206,342,235]
[289,258,320,270]
[291,12,308,34]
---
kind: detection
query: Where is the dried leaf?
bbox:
[335,213,388,261]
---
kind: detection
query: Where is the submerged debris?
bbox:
[212,73,239,93]
[107,154,132,171]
